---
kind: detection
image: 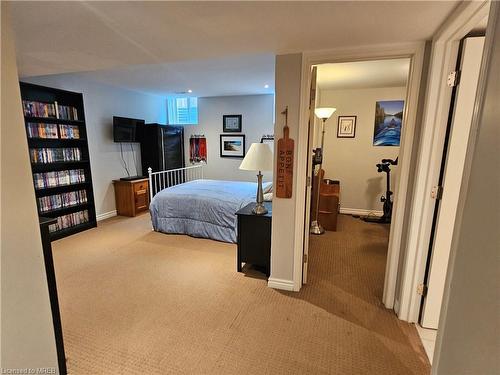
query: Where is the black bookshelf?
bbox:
[20,82,97,240]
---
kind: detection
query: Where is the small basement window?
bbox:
[167,96,198,125]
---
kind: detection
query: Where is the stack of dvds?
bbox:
[38,190,87,212]
[59,124,80,139]
[57,104,79,120]
[22,100,57,118]
[33,169,86,189]
[30,147,81,163]
[48,209,89,233]
[26,122,58,138]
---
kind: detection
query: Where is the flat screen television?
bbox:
[113,116,144,142]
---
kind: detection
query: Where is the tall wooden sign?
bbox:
[276,107,294,198]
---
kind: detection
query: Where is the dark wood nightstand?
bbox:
[236,201,272,277]
[113,178,149,217]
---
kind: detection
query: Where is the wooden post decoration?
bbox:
[276,106,294,198]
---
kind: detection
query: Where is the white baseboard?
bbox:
[96,210,117,222]
[339,207,383,217]
[267,277,295,291]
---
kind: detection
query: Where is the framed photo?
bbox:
[373,100,404,146]
[337,116,357,138]
[220,134,245,158]
[260,135,274,149]
[223,115,242,132]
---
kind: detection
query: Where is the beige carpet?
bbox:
[52,213,430,375]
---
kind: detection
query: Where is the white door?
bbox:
[420,37,485,329]
[302,66,318,284]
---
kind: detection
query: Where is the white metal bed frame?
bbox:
[147,165,204,201]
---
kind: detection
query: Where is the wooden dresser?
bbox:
[311,169,340,231]
[113,178,149,217]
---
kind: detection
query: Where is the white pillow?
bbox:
[264,192,273,202]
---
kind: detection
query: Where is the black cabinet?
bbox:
[236,202,272,277]
[137,123,185,173]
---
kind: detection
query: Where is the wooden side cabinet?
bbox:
[113,178,150,217]
[236,202,272,277]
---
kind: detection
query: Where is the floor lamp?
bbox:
[310,107,336,235]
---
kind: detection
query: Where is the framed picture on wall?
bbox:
[223,115,242,132]
[337,116,357,138]
[220,134,245,158]
[373,100,404,146]
[260,134,274,149]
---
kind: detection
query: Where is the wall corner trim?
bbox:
[96,210,117,222]
[268,278,296,291]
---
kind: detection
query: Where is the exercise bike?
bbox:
[363,157,398,224]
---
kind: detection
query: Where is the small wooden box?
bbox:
[113,178,149,217]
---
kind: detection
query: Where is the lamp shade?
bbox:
[314,107,336,120]
[239,143,274,171]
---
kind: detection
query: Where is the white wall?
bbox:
[269,54,303,290]
[317,86,405,212]
[183,94,274,182]
[1,3,59,370]
[23,75,166,217]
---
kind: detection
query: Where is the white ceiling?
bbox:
[46,54,276,97]
[10,1,459,97]
[317,59,410,90]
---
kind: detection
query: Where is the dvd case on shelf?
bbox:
[33,169,86,189]
[57,104,79,120]
[26,122,58,138]
[22,100,57,118]
[23,100,79,121]
[30,147,81,163]
[48,209,89,233]
[38,190,87,213]
[59,124,80,139]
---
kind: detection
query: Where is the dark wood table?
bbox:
[236,202,272,277]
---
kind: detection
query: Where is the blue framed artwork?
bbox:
[373,100,404,146]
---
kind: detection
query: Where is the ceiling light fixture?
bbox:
[188,89,193,93]
[264,84,269,89]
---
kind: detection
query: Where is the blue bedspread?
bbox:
[150,179,267,243]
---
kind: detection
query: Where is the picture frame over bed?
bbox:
[223,114,242,132]
[220,134,245,158]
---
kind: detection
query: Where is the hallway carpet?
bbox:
[52,213,429,374]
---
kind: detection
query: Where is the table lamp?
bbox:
[239,143,274,215]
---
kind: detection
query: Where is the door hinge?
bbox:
[303,254,308,264]
[306,176,312,187]
[417,283,428,297]
[447,70,460,87]
[431,185,444,200]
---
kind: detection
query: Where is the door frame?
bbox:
[420,36,485,329]
[302,66,318,284]
[396,0,490,323]
[293,42,425,299]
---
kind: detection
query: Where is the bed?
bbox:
[148,166,271,243]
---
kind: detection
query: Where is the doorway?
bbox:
[303,59,411,303]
